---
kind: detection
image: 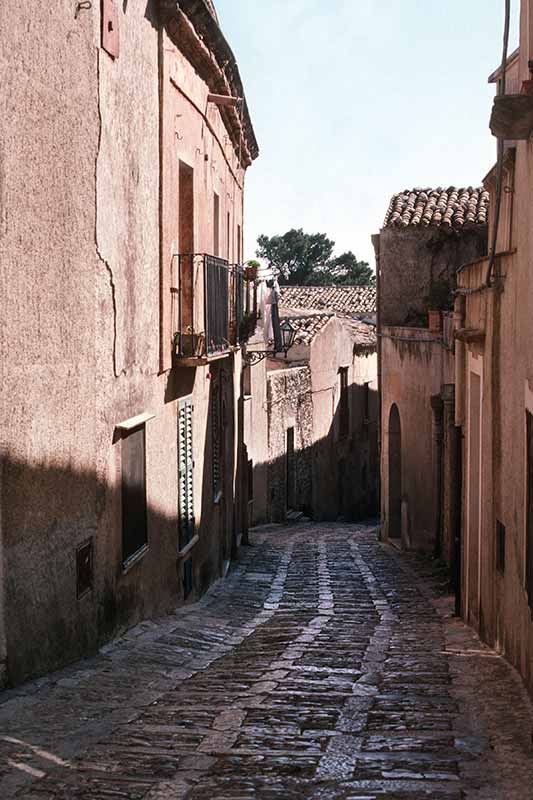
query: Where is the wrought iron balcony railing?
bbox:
[172,254,245,360]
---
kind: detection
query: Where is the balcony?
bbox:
[172,254,245,365]
[490,92,533,140]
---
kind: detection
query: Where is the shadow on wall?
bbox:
[254,381,380,524]
[1,364,245,688]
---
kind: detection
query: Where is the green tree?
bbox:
[256,230,375,286]
[256,229,335,285]
[324,251,376,287]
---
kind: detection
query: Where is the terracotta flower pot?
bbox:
[428,310,442,333]
[244,265,258,281]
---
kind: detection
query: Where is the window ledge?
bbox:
[122,544,150,575]
[178,534,200,560]
[116,413,155,432]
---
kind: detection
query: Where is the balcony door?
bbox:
[179,161,194,331]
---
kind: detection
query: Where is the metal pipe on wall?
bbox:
[454,294,466,426]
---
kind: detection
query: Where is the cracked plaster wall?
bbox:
[0,1,249,686]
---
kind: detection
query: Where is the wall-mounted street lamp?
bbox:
[243,320,297,366]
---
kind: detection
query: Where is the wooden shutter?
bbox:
[178,398,195,549]
[212,379,221,500]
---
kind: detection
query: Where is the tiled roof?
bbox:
[281,313,334,345]
[280,285,377,315]
[204,0,219,23]
[280,312,377,354]
[383,187,489,229]
[346,319,377,355]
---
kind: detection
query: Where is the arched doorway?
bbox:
[388,404,402,539]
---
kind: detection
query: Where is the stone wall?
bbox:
[266,367,313,522]
[379,226,487,327]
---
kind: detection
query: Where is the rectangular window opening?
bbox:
[76,538,94,599]
[121,424,148,566]
[179,161,194,331]
[213,192,220,256]
[364,381,370,422]
[339,367,349,437]
[248,458,254,502]
[286,427,295,510]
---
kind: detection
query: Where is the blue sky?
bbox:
[216,1,519,268]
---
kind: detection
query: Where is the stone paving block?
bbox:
[1,524,533,799]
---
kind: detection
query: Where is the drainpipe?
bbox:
[454,294,466,426]
[431,394,444,559]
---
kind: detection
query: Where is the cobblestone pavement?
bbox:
[1,523,533,799]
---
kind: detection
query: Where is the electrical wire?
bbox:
[486,0,512,287]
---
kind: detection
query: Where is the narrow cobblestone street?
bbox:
[1,524,532,799]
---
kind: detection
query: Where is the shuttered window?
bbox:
[212,380,222,502]
[178,398,195,550]
[121,425,148,565]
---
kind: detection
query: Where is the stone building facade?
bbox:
[455,0,533,692]
[266,365,314,522]
[261,297,378,524]
[374,188,488,561]
[0,0,257,686]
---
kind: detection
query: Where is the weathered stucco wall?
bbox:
[379,227,487,327]
[0,1,253,685]
[309,318,378,521]
[243,359,269,525]
[264,317,378,524]
[458,236,533,689]
[450,1,533,695]
[380,327,454,552]
[1,2,102,683]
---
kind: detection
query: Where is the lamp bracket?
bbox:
[243,348,287,366]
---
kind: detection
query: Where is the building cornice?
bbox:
[158,0,259,168]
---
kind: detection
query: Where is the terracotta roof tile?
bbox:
[345,319,377,355]
[281,313,334,345]
[280,312,377,354]
[279,285,376,315]
[383,187,489,230]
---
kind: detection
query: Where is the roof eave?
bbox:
[158,0,259,167]
[488,47,520,83]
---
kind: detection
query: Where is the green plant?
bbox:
[239,312,257,344]
[244,260,259,281]
[424,278,453,311]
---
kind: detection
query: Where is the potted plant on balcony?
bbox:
[244,259,259,282]
[174,327,206,358]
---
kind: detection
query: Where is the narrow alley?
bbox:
[1,523,532,800]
